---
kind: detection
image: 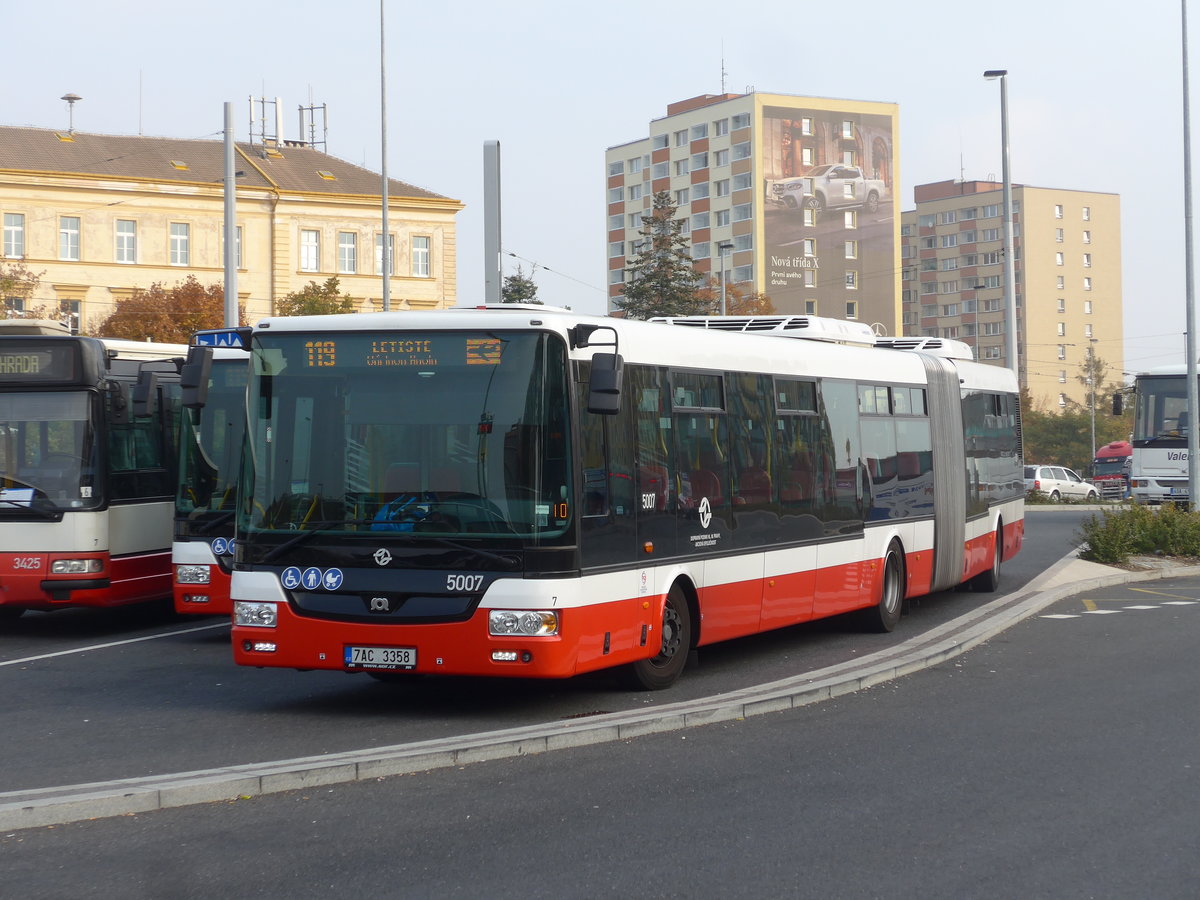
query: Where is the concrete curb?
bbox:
[4,557,1199,832]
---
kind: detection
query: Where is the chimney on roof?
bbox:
[61,93,81,133]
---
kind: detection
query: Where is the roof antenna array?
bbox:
[60,93,81,133]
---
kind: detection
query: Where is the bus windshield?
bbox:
[240,330,572,542]
[1133,376,1190,442]
[0,391,100,511]
[177,358,247,524]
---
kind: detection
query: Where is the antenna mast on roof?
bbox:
[720,43,727,94]
[60,93,81,133]
[248,96,284,156]
[297,101,328,151]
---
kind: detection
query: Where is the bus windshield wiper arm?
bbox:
[261,519,379,562]
[0,499,60,520]
[194,510,236,534]
[418,537,521,570]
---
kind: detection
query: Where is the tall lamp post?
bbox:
[1088,338,1098,463]
[983,70,1018,380]
[717,241,733,315]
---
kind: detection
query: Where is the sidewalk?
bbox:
[3,552,1199,832]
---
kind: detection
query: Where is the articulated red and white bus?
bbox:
[220,307,1023,689]
[0,320,185,619]
[172,339,249,614]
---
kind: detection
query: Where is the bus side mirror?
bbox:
[132,371,160,418]
[1112,394,1123,416]
[588,352,623,415]
[108,380,131,425]
[181,346,214,409]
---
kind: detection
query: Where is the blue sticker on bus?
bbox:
[211,537,228,555]
[322,568,344,590]
[280,567,302,590]
[301,567,323,590]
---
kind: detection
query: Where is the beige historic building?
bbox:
[0,125,462,330]
[901,180,1122,409]
[606,92,900,328]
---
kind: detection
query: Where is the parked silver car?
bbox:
[1024,464,1098,502]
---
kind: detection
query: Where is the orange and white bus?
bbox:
[0,321,185,619]
[172,337,249,614]
[222,307,1023,689]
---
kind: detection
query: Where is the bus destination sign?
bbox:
[0,343,79,383]
[301,336,503,369]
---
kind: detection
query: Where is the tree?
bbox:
[276,277,358,316]
[0,260,42,312]
[501,266,541,304]
[696,277,775,316]
[614,191,706,320]
[94,276,237,343]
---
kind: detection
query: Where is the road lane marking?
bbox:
[1123,605,1160,610]
[0,622,229,668]
[1082,609,1121,614]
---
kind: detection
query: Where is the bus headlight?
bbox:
[489,610,558,636]
[234,601,277,628]
[176,564,211,584]
[50,558,103,574]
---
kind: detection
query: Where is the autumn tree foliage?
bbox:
[276,277,358,316]
[0,260,43,309]
[695,277,776,316]
[94,276,238,343]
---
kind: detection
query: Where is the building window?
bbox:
[733,233,753,252]
[1057,322,1066,336]
[938,210,957,225]
[731,113,751,130]
[1054,204,1064,218]
[1057,275,1066,289]
[800,117,813,136]
[845,271,858,290]
[841,120,854,139]
[844,210,857,229]
[1084,277,1093,291]
[714,179,730,198]
[1085,323,1093,338]
[3,213,24,258]
[608,186,624,203]
[845,240,858,259]
[1084,300,1093,314]
[713,118,729,136]
[714,149,729,167]
[805,300,817,315]
[1059,393,1067,408]
[412,236,431,277]
[961,207,978,220]
[1057,345,1067,359]
[609,241,623,258]
[715,209,730,227]
[941,258,959,271]
[941,234,957,248]
[652,134,669,150]
[1057,298,1066,313]
[982,346,1002,360]
[1055,228,1064,242]
[692,242,711,260]
[674,129,688,147]
[236,225,243,269]
[1083,253,1092,267]
[628,214,641,229]
[732,203,752,222]
[1082,206,1091,221]
[984,322,1005,336]
[690,123,708,141]
[628,157,643,174]
[942,303,959,316]
[692,183,709,200]
[674,159,689,177]
[732,264,752,282]
[802,239,816,257]
[375,233,394,276]
[116,220,137,264]
[608,214,623,231]
[981,228,1000,242]
[59,216,80,261]
[732,141,751,161]
[691,152,708,171]
[629,184,643,202]
[300,229,320,272]
[1055,251,1064,266]
[675,188,690,206]
[1059,370,1067,383]
[691,212,710,230]
[609,268,624,285]
[940,280,959,294]
[983,204,999,217]
[338,232,357,274]
[846,300,858,319]
[803,208,817,227]
[651,161,669,179]
[942,327,959,339]
[1083,230,1091,243]
[733,172,752,191]
[608,161,624,177]
[169,222,190,266]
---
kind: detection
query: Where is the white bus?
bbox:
[0,321,186,619]
[221,307,1024,689]
[173,338,250,614]
[1124,366,1193,504]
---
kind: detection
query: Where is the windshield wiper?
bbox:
[193,510,236,534]
[261,518,380,562]
[0,499,61,520]
[415,536,521,570]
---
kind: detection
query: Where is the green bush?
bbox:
[1077,503,1200,565]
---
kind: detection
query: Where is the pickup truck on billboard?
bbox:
[767,165,886,217]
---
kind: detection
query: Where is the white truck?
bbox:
[768,164,887,217]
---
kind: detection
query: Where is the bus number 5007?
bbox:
[446,574,484,592]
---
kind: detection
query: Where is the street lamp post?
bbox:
[984,70,1018,381]
[1088,338,1098,463]
[718,241,733,315]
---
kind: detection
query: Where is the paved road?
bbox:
[5,565,1199,898]
[0,509,1093,820]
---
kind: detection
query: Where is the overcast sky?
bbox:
[4,0,1191,376]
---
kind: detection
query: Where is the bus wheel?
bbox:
[862,542,904,633]
[971,528,1003,592]
[618,584,692,691]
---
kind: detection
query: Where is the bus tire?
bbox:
[970,528,1003,592]
[862,541,904,633]
[618,583,692,691]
